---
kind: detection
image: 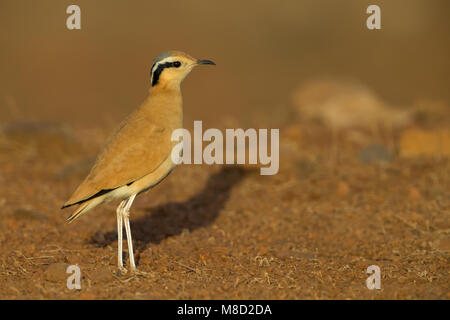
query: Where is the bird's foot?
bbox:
[117,266,128,276]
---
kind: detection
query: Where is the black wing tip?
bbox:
[61,202,76,210]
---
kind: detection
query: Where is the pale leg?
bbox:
[116,200,127,274]
[123,194,137,271]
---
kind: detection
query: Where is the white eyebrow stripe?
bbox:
[151,57,178,74]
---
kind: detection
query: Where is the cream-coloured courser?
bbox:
[62,51,215,274]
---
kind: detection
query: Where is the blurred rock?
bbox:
[44,263,70,282]
[291,78,413,131]
[399,128,450,158]
[12,208,48,221]
[359,144,393,164]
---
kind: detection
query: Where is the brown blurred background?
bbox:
[0,1,449,299]
[0,0,449,128]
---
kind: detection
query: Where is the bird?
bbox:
[61,51,215,275]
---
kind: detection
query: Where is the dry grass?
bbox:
[0,120,448,299]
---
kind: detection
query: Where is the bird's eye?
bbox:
[173,61,181,68]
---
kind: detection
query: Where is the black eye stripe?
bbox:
[151,61,181,86]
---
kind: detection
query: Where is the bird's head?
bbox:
[149,51,215,89]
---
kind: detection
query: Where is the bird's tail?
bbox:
[66,196,103,223]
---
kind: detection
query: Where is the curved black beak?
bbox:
[196,59,216,66]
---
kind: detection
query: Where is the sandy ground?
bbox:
[0,121,448,299]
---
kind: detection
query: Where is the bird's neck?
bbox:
[149,79,181,94]
[146,82,183,120]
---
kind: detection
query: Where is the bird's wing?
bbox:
[63,108,176,207]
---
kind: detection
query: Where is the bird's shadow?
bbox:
[95,166,247,253]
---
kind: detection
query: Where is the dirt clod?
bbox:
[44,263,70,283]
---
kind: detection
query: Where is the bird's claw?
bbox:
[117,266,128,276]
